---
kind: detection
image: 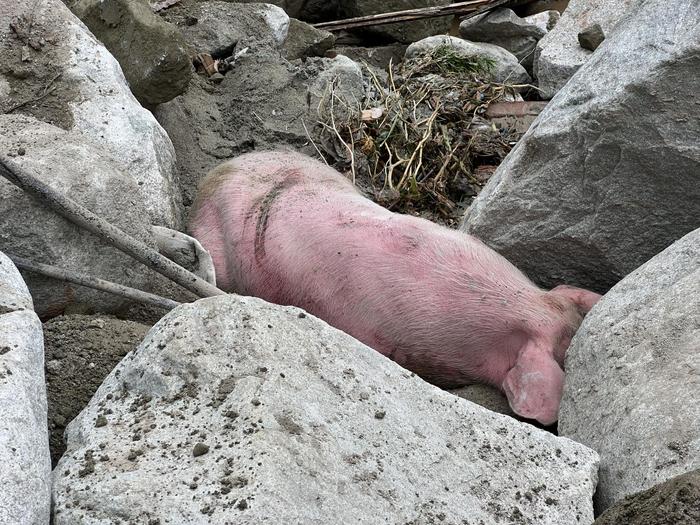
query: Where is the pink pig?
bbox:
[189,151,601,425]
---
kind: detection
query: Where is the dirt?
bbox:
[0,4,80,130]
[44,314,151,466]
[593,469,700,525]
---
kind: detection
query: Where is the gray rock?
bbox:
[52,295,599,524]
[462,0,700,293]
[578,23,605,51]
[405,35,532,85]
[0,252,51,525]
[534,0,642,98]
[523,10,560,33]
[559,228,700,513]
[0,114,160,318]
[339,0,453,44]
[283,18,335,60]
[161,1,290,52]
[459,8,547,71]
[593,469,700,525]
[69,0,192,105]
[0,0,181,227]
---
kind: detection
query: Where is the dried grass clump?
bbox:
[318,44,528,225]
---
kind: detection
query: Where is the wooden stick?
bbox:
[314,0,515,32]
[10,255,181,312]
[0,154,226,299]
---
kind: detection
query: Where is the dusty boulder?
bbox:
[462,0,700,292]
[593,469,700,525]
[68,0,191,106]
[161,0,290,52]
[534,0,642,98]
[283,18,335,61]
[0,114,161,318]
[0,252,51,525]
[155,1,364,209]
[339,0,453,44]
[558,228,700,512]
[0,0,181,226]
[459,8,553,71]
[405,35,531,85]
[53,295,599,524]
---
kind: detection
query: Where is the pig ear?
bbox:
[549,284,602,315]
[502,343,565,426]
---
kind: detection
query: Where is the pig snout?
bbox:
[502,343,565,425]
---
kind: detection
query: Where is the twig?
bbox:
[10,254,180,311]
[301,119,329,165]
[5,71,62,113]
[315,0,515,31]
[0,154,226,299]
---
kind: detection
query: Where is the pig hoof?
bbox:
[151,226,217,285]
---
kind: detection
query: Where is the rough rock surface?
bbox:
[462,0,700,292]
[339,0,453,44]
[69,0,192,106]
[405,35,531,85]
[559,228,700,513]
[534,0,642,98]
[0,0,181,226]
[0,252,51,525]
[156,1,364,209]
[593,469,700,525]
[53,295,599,524]
[459,8,548,71]
[0,114,161,318]
[283,18,335,61]
[44,314,150,466]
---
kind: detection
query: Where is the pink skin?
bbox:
[189,151,602,425]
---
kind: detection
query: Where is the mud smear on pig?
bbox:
[251,169,301,261]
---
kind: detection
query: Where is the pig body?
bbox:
[189,151,600,424]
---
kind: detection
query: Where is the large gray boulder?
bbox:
[68,0,192,106]
[405,35,532,85]
[0,252,51,525]
[459,8,553,72]
[534,0,642,98]
[0,115,160,318]
[461,0,700,293]
[0,0,180,226]
[339,0,453,44]
[559,228,700,513]
[52,295,599,524]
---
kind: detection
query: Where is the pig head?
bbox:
[189,151,602,425]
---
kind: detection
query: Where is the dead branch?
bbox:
[315,0,517,32]
[9,254,181,312]
[0,154,226,299]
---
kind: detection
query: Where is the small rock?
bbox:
[405,35,531,85]
[94,415,108,428]
[578,23,605,51]
[192,443,209,457]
